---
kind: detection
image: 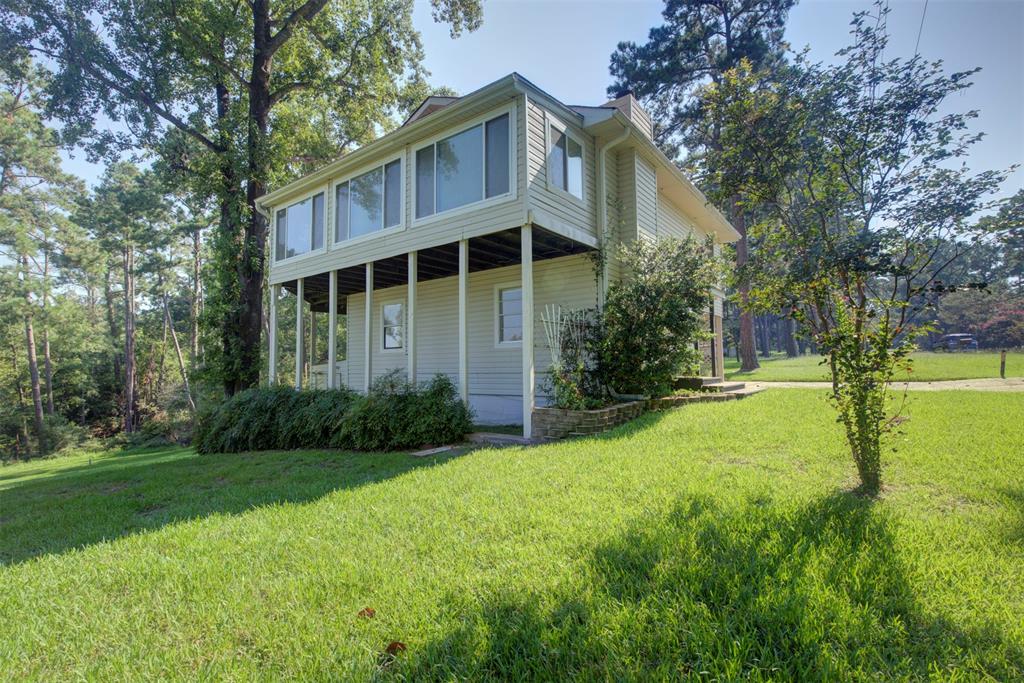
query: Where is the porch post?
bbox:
[309,309,317,383]
[407,251,417,384]
[458,239,469,404]
[268,284,279,384]
[521,225,534,439]
[295,278,304,389]
[327,270,337,389]
[364,262,373,392]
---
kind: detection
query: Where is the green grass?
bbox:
[726,350,1023,382]
[1,390,1022,680]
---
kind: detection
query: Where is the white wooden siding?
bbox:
[617,150,637,243]
[635,153,658,240]
[525,100,597,241]
[656,194,699,239]
[342,254,598,423]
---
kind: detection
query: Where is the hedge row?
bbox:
[193,372,473,454]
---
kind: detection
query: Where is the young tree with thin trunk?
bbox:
[705,5,1012,495]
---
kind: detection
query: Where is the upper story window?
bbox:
[548,120,584,201]
[415,112,511,220]
[275,192,324,261]
[336,159,402,242]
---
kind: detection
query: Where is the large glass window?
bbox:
[497,287,522,344]
[416,112,511,219]
[275,192,324,261]
[549,124,584,200]
[335,159,401,243]
[437,125,483,213]
[382,302,404,350]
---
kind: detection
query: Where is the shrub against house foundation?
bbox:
[193,373,472,454]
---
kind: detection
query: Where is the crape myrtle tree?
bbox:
[609,0,797,373]
[1,0,482,395]
[704,5,1011,495]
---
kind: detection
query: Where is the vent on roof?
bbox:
[403,96,459,126]
[603,93,653,140]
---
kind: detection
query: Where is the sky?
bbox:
[62,0,1024,198]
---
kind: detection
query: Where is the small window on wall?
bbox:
[275,192,325,261]
[335,159,402,243]
[382,302,404,350]
[548,123,583,200]
[497,287,522,344]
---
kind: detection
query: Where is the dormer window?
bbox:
[415,111,511,219]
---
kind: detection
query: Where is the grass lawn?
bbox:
[726,350,1023,382]
[1,390,1022,680]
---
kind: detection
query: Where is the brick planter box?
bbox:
[532,401,645,440]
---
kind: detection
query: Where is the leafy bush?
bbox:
[193,373,471,455]
[593,237,722,397]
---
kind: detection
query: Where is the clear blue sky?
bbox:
[63,0,1023,199]
[412,0,1022,199]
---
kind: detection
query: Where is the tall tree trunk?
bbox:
[157,277,168,397]
[732,199,760,372]
[11,343,31,457]
[165,295,197,416]
[123,243,136,433]
[190,226,201,368]
[783,316,798,357]
[104,266,122,387]
[227,7,273,395]
[759,315,772,358]
[42,249,54,415]
[21,254,46,454]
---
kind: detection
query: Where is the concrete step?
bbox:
[703,381,747,393]
[467,431,531,446]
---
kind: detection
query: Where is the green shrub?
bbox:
[193,373,471,455]
[594,237,722,397]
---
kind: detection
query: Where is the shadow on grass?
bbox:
[999,487,1024,545]
[394,491,1022,680]
[0,445,463,566]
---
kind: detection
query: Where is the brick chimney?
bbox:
[603,93,653,140]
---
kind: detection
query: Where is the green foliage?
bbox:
[1,0,483,395]
[703,4,1012,494]
[608,0,796,160]
[193,373,472,454]
[594,237,721,397]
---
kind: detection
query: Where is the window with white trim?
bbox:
[275,192,324,261]
[382,302,404,350]
[415,112,511,219]
[548,123,583,200]
[497,287,523,344]
[335,159,402,242]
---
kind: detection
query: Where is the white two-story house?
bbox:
[256,73,738,438]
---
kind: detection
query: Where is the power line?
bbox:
[914,0,930,56]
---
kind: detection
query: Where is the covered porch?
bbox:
[268,224,595,438]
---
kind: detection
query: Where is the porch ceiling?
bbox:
[281,225,593,313]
